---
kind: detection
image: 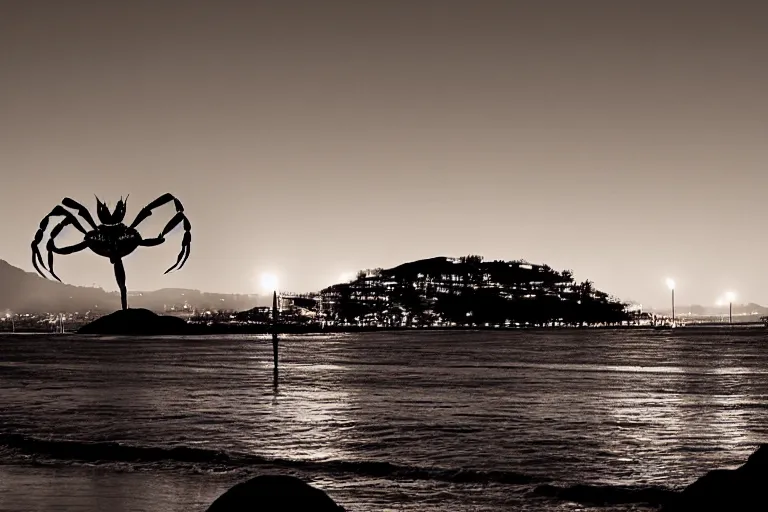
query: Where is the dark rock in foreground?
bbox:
[534,444,768,511]
[77,308,192,335]
[533,483,676,507]
[206,475,345,512]
[662,444,768,512]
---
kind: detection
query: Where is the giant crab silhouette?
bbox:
[31,194,191,310]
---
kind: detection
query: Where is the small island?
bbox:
[77,308,193,335]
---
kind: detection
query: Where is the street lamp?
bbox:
[725,291,736,325]
[666,278,676,327]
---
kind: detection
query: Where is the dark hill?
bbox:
[0,259,118,313]
[0,259,263,313]
[77,308,192,335]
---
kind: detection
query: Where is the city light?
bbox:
[664,278,676,327]
[718,291,737,326]
[5,312,14,333]
[259,272,279,294]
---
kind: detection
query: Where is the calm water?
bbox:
[1,329,767,511]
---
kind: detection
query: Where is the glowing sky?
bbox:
[1,1,766,307]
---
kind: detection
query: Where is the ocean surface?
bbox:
[1,329,767,511]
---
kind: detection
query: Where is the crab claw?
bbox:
[165,231,191,274]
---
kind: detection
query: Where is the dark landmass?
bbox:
[244,256,768,329]
[206,475,345,512]
[535,444,768,511]
[77,308,193,335]
[315,255,629,327]
[4,255,768,331]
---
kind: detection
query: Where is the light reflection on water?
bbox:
[1,330,768,511]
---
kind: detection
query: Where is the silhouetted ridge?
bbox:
[0,259,121,312]
[0,433,542,485]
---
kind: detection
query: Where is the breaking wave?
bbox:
[0,432,542,486]
[0,433,688,507]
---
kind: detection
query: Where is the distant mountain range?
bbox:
[644,303,768,317]
[0,260,263,314]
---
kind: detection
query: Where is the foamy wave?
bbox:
[0,433,542,485]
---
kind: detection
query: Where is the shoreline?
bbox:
[1,322,764,335]
[2,438,765,511]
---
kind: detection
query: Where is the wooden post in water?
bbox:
[272,291,279,387]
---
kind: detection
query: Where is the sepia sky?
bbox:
[1,1,766,308]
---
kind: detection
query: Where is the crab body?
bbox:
[31,193,192,310]
[85,224,142,261]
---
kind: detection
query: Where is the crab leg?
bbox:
[129,193,185,229]
[61,197,98,230]
[45,217,88,282]
[138,210,192,273]
[163,212,192,273]
[164,231,191,274]
[47,241,88,282]
[31,206,88,279]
